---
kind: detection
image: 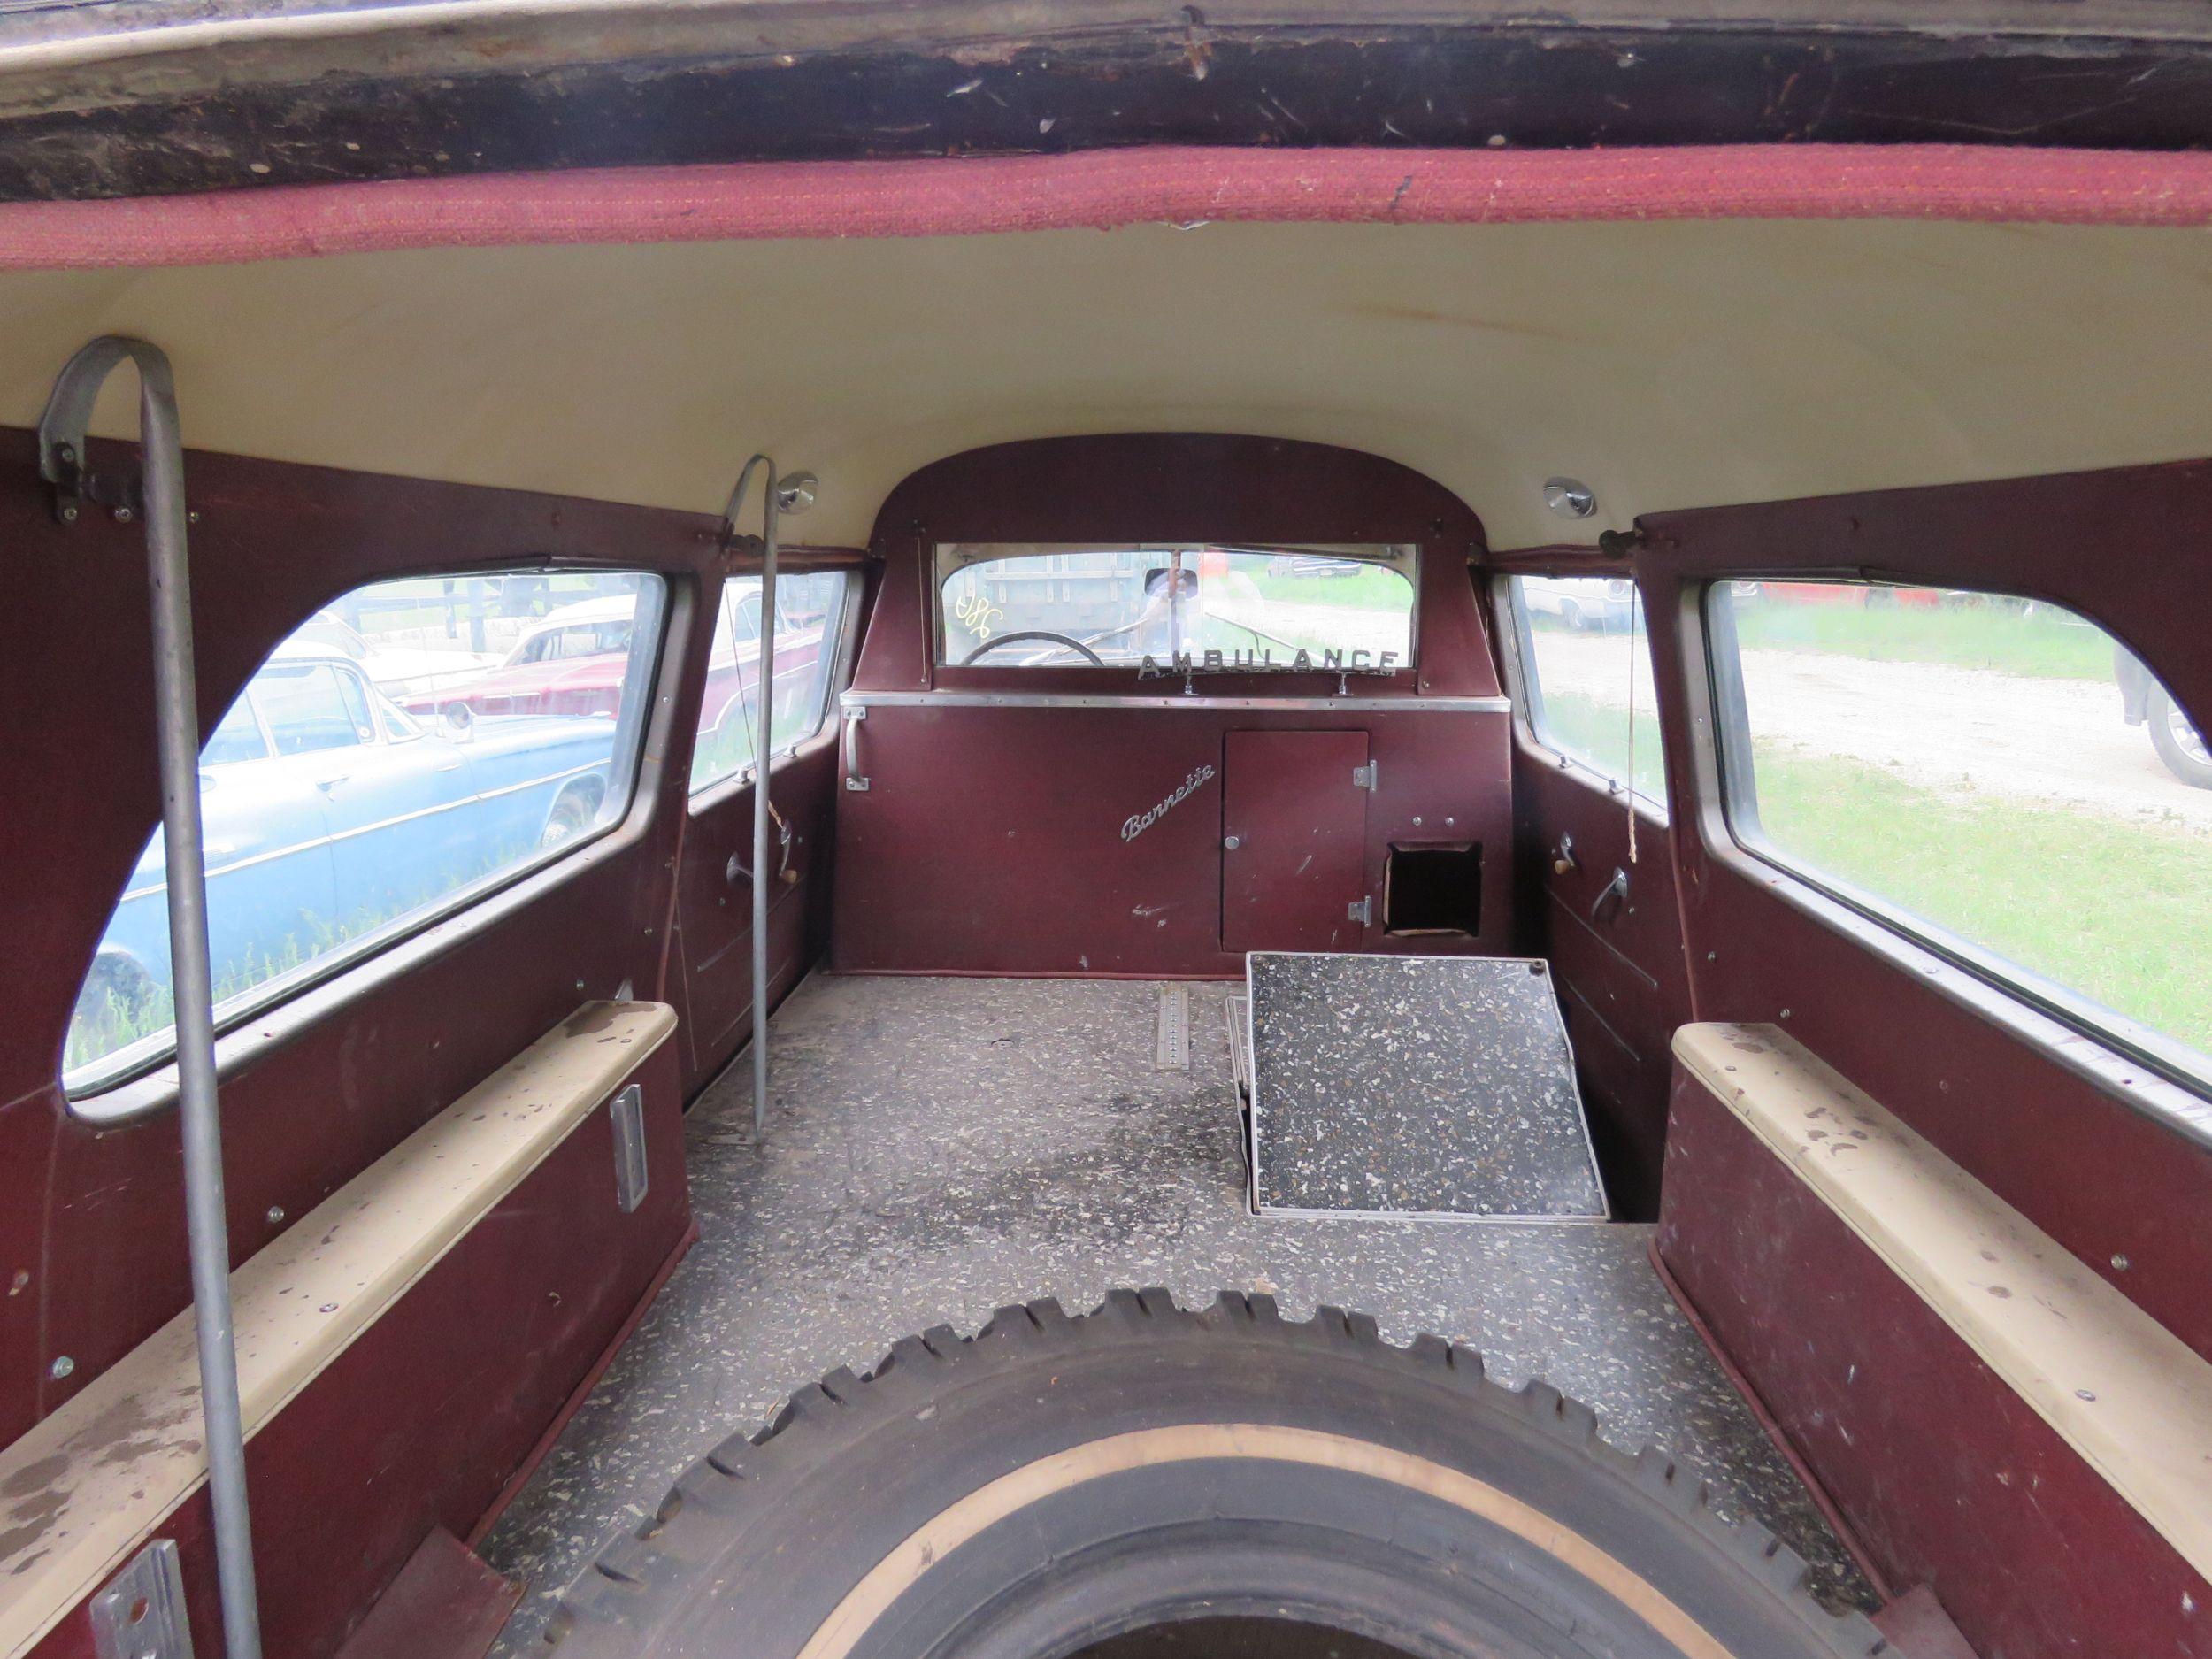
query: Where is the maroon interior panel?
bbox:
[1221,729,1371,953]
[834,434,1512,974]
[330,1528,521,1659]
[29,1037,687,1659]
[1639,458,2212,1363]
[852,434,1498,701]
[1634,457,2212,1649]
[1514,770,1688,1222]
[1658,1071,2208,1659]
[673,738,840,1094]
[834,706,1511,974]
[0,429,749,1659]
[0,430,725,1445]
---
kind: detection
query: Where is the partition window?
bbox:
[688,570,851,795]
[66,570,666,1095]
[936,544,1417,672]
[1708,579,2212,1079]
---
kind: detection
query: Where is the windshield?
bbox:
[937,544,1417,672]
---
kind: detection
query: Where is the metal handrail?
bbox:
[40,337,264,1659]
[718,457,815,1139]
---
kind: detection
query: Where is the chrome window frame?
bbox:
[1491,572,1670,826]
[67,570,684,1125]
[1689,576,2212,1143]
[687,567,861,813]
[930,541,1422,676]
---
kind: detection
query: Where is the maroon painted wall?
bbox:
[0,427,755,1654]
[1640,458,2212,1656]
[27,1039,690,1659]
[833,434,1516,973]
[1659,1071,2207,1659]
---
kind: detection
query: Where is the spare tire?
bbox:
[549,1290,1882,1659]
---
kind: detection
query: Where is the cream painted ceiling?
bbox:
[4,216,2212,550]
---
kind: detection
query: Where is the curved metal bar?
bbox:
[40,337,264,1659]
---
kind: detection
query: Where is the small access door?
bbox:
[1221,729,1371,953]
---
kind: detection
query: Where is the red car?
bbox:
[406,591,826,734]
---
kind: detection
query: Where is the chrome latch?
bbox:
[610,1084,648,1213]
[1351,762,1379,791]
[92,1540,194,1659]
[1347,896,1372,926]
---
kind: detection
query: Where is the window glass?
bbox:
[1710,580,2212,1072]
[199,696,267,766]
[66,569,666,1096]
[936,544,1417,672]
[689,571,850,795]
[1509,575,1664,804]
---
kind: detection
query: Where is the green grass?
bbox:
[1732,594,2112,681]
[65,831,546,1078]
[1747,747,2212,1056]
[1248,565,1414,613]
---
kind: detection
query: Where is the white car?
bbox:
[1517,574,1639,632]
[293,610,499,700]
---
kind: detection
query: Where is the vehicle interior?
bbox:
[1,6,2208,1659]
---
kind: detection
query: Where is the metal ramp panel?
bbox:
[1246,951,1609,1221]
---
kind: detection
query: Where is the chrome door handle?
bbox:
[841,704,870,792]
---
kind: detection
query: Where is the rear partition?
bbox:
[831,435,1515,974]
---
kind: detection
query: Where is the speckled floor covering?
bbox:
[482,973,1871,1651]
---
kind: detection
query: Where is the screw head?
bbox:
[266,1205,286,1225]
[2111,1253,2131,1271]
[112,504,134,524]
[49,1356,74,1380]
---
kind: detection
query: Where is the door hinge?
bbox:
[91,1540,193,1659]
[1347,896,1372,926]
[610,1083,649,1213]
[1351,761,1379,792]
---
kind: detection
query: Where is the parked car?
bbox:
[291,607,501,702]
[415,589,827,748]
[2116,644,2212,788]
[1518,573,1639,631]
[69,643,622,1081]
[401,595,641,721]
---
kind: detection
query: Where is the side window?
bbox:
[1506,575,1664,807]
[199,697,267,767]
[690,571,850,795]
[65,570,666,1099]
[1708,580,2211,1078]
[255,662,373,755]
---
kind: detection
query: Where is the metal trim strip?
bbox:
[840,691,1509,713]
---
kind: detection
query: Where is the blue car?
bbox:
[68,643,622,1084]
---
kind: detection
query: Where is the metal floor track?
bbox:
[480,972,1871,1650]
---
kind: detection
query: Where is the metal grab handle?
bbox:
[841,703,871,792]
[1591,866,1630,926]
[41,337,265,1659]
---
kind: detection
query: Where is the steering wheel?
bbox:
[959,630,1107,667]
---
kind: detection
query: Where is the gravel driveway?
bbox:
[1532,633,2212,833]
